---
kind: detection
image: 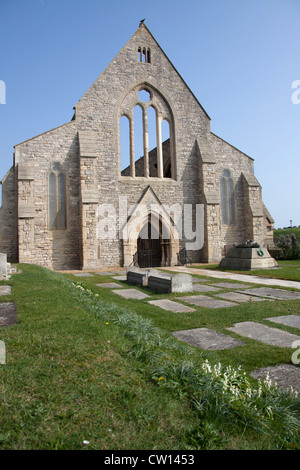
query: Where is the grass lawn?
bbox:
[196,260,300,282]
[0,264,300,450]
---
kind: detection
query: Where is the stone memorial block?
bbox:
[218,241,278,270]
[148,273,193,294]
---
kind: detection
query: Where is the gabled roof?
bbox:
[75,22,211,121]
[138,23,211,121]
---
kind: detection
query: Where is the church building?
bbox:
[0,23,274,270]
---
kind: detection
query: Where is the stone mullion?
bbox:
[143,108,149,178]
[129,115,135,178]
[156,114,163,178]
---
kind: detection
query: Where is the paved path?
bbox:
[161,266,300,290]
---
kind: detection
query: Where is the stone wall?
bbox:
[0,167,18,262]
[0,24,274,270]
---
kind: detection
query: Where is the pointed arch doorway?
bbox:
[137,220,162,268]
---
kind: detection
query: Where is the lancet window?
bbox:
[49,162,67,229]
[220,169,235,225]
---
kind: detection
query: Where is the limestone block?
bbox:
[0,253,8,279]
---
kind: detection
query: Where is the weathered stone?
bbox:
[96,282,125,288]
[180,295,237,309]
[96,271,115,276]
[218,246,278,270]
[148,273,193,293]
[112,289,150,299]
[251,364,300,393]
[227,321,300,347]
[215,291,270,303]
[127,267,149,286]
[0,340,5,364]
[73,273,94,277]
[173,327,245,350]
[192,284,219,293]
[266,315,300,329]
[0,286,12,296]
[210,282,251,289]
[0,253,8,279]
[0,303,17,327]
[236,287,300,300]
[148,299,196,313]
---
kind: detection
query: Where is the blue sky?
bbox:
[0,0,299,228]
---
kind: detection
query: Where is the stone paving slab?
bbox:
[148,299,196,313]
[73,273,94,277]
[227,321,300,347]
[112,275,127,281]
[112,289,150,299]
[235,287,300,300]
[266,315,300,329]
[96,282,125,289]
[210,282,251,290]
[96,271,115,276]
[173,327,245,350]
[215,292,271,303]
[192,284,220,293]
[251,364,300,394]
[179,295,237,309]
[0,303,17,327]
[0,286,12,296]
[192,278,210,283]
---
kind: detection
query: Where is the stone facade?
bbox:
[0,24,274,270]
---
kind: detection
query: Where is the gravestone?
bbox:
[96,282,125,288]
[0,340,5,364]
[0,286,12,296]
[0,303,17,327]
[251,364,300,394]
[148,273,193,293]
[215,292,270,303]
[127,267,193,293]
[236,287,300,300]
[173,327,245,350]
[148,299,196,313]
[0,253,8,279]
[227,321,300,347]
[180,295,237,309]
[267,315,300,329]
[112,289,150,299]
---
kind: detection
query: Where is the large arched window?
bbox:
[119,84,175,179]
[221,169,235,225]
[49,163,67,229]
